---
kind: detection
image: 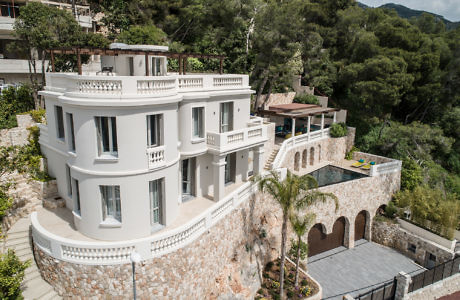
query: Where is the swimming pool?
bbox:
[308,165,368,187]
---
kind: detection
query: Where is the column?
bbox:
[320,113,325,137]
[253,145,265,176]
[395,271,412,300]
[212,154,226,202]
[291,117,296,137]
[333,111,337,123]
[307,116,311,140]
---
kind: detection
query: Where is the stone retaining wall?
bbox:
[407,273,460,300]
[0,114,35,147]
[372,219,455,268]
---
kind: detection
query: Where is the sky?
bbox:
[358,0,460,22]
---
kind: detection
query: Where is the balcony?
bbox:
[146,145,165,169]
[206,121,268,154]
[44,73,250,98]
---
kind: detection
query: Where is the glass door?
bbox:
[220,102,233,133]
[182,159,194,201]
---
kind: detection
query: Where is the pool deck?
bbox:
[291,159,370,177]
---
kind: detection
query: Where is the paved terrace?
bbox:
[308,240,425,300]
[36,182,245,242]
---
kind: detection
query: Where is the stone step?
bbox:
[6,240,30,252]
[6,230,29,240]
[24,268,41,283]
[38,289,61,300]
[5,236,30,247]
[22,277,55,300]
[15,247,33,258]
[18,252,33,262]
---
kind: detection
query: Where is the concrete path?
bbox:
[4,217,61,300]
[307,240,425,299]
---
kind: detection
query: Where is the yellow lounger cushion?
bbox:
[351,160,365,167]
[361,164,371,170]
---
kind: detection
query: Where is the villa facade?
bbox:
[29,44,403,298]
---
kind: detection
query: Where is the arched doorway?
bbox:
[294,152,300,171]
[354,211,367,241]
[302,149,307,168]
[376,204,387,216]
[308,223,327,257]
[309,147,315,165]
[308,217,346,257]
[318,145,322,162]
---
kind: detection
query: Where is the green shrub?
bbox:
[345,146,359,160]
[265,261,274,270]
[288,239,308,261]
[293,94,319,105]
[287,290,294,298]
[29,109,46,123]
[301,279,308,286]
[385,201,397,218]
[329,122,348,138]
[0,85,34,129]
[0,249,30,299]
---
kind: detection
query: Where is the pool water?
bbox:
[308,165,367,187]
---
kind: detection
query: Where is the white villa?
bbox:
[27,44,405,298]
[38,44,268,241]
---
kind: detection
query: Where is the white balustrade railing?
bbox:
[271,128,330,169]
[213,77,243,87]
[77,79,122,94]
[370,160,402,177]
[147,145,165,169]
[206,124,267,152]
[31,181,258,265]
[44,73,250,97]
[137,79,176,94]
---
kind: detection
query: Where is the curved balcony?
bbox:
[31,181,256,265]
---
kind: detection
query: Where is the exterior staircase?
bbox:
[4,217,61,300]
[264,146,280,171]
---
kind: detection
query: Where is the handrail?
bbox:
[31,181,256,265]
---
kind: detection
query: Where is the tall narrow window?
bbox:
[66,113,75,151]
[192,107,204,138]
[100,185,121,222]
[152,57,162,76]
[66,165,72,197]
[149,179,164,225]
[73,179,80,215]
[95,117,117,156]
[220,102,233,133]
[224,153,236,184]
[147,114,163,147]
[55,105,65,139]
[128,57,134,76]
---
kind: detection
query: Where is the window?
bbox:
[73,179,80,215]
[128,57,134,76]
[95,117,118,156]
[100,185,121,222]
[147,114,163,147]
[66,165,72,197]
[55,106,65,139]
[152,57,162,76]
[225,153,236,184]
[192,107,204,138]
[66,113,75,151]
[220,102,233,133]
[408,243,416,253]
[149,179,164,225]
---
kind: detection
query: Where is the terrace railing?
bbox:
[31,181,256,265]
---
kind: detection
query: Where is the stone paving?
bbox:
[307,240,425,299]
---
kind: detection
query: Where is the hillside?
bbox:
[358,2,460,30]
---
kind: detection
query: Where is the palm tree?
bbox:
[257,170,338,299]
[290,212,315,288]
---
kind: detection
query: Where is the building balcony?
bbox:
[206,118,268,154]
[0,16,14,32]
[44,73,250,99]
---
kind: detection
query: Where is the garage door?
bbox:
[308,217,346,257]
[354,211,366,241]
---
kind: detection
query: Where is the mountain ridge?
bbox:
[358,2,460,30]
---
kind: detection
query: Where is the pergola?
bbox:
[46,47,226,76]
[260,103,340,138]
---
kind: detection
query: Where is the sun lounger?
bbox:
[360,161,375,170]
[351,159,366,167]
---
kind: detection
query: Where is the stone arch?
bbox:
[354,210,372,241]
[302,149,307,168]
[294,152,300,171]
[318,145,322,162]
[309,147,315,166]
[376,204,387,217]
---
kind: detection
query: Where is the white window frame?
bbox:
[147,114,163,147]
[66,112,75,152]
[100,185,121,223]
[95,116,118,157]
[149,178,164,229]
[220,102,233,133]
[55,105,65,140]
[191,106,205,139]
[151,57,163,76]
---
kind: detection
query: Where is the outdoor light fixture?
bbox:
[130,251,142,300]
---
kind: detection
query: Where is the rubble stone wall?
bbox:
[0,114,35,147]
[407,273,460,300]
[372,219,455,267]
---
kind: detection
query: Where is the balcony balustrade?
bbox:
[206,124,267,154]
